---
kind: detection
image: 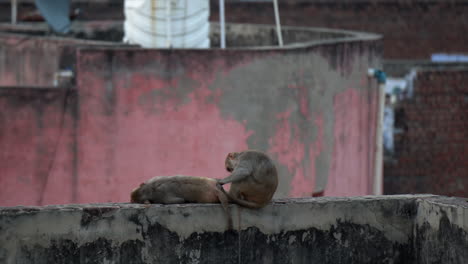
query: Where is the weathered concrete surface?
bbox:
[0,23,381,206]
[1,195,466,263]
[0,87,78,205]
[0,21,365,87]
[1,195,449,264]
[74,40,380,203]
[414,196,468,264]
[0,31,115,87]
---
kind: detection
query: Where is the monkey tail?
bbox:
[215,186,233,229]
[216,183,264,209]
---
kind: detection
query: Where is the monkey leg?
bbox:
[227,196,265,209]
[218,166,251,185]
[216,183,264,209]
[215,187,233,229]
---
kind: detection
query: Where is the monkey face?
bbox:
[130,187,140,203]
[130,182,147,203]
[131,187,154,204]
[225,152,240,172]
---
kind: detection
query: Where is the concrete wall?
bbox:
[0,24,120,87]
[0,24,381,206]
[415,196,468,264]
[0,33,70,86]
[384,65,468,197]
[0,87,78,205]
[0,195,466,264]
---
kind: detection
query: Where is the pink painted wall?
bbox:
[0,88,78,205]
[0,33,381,206]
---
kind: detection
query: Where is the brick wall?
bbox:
[384,67,468,196]
[2,0,467,59]
[209,0,468,59]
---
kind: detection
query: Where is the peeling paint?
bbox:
[0,30,381,206]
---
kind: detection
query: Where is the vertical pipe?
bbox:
[368,68,386,196]
[374,82,385,195]
[166,0,172,48]
[273,0,283,47]
[151,0,156,47]
[11,0,17,24]
[219,0,226,49]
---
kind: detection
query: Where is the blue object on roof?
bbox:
[35,0,71,34]
[431,54,468,62]
[373,69,387,84]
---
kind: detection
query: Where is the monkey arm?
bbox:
[218,166,252,185]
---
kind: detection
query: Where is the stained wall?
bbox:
[0,25,381,205]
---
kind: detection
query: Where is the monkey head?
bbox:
[130,183,151,204]
[130,185,143,203]
[225,152,241,172]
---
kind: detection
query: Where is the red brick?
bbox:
[385,69,468,196]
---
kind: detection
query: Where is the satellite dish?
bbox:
[34,0,71,34]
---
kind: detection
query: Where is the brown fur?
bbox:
[130,175,232,228]
[218,150,278,209]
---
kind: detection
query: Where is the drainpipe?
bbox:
[219,0,226,49]
[166,0,172,48]
[11,0,17,24]
[368,68,386,195]
[273,0,283,47]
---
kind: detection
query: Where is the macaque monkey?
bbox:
[131,175,232,228]
[218,150,278,209]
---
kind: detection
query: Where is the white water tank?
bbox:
[124,0,210,48]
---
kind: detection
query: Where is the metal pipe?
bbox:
[219,0,226,49]
[273,0,283,47]
[166,0,172,48]
[368,68,387,195]
[374,82,385,195]
[11,0,17,24]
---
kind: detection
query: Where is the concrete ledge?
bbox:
[0,21,381,49]
[1,195,466,263]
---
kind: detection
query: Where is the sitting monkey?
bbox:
[130,175,232,228]
[217,150,278,209]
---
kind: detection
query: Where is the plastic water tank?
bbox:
[124,0,210,48]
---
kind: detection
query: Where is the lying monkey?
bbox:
[130,175,232,228]
[218,150,278,209]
